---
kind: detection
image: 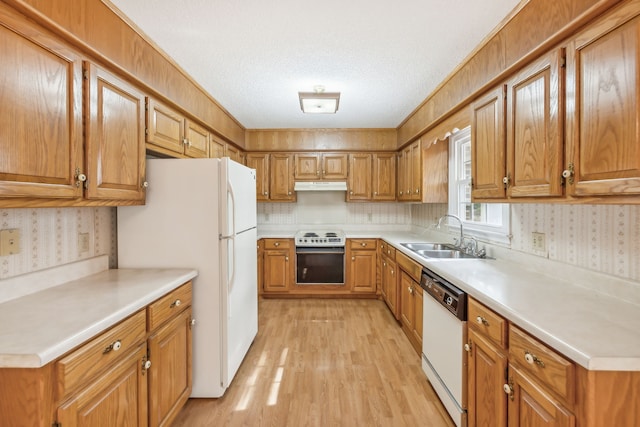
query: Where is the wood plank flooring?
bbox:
[173,298,455,427]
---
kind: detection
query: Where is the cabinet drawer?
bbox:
[264,239,291,250]
[396,251,422,282]
[56,309,146,399]
[148,281,193,331]
[380,241,396,259]
[468,297,507,348]
[349,239,376,250]
[509,326,575,405]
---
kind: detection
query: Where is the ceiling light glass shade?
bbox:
[298,92,340,114]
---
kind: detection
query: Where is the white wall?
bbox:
[0,207,116,280]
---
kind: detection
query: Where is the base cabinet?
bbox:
[347,239,377,293]
[57,343,149,427]
[379,241,399,319]
[262,239,293,293]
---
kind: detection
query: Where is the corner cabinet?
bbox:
[84,63,147,202]
[566,4,640,200]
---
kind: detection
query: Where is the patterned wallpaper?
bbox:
[0,207,116,280]
[412,203,640,283]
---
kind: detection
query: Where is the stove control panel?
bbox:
[294,231,346,247]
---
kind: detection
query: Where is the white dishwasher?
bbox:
[420,267,467,427]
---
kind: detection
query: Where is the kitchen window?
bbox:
[448,127,511,245]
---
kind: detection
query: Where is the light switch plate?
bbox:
[0,229,21,256]
[78,232,90,253]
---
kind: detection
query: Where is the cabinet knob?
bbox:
[464,343,471,352]
[190,318,196,327]
[288,191,292,195]
[415,189,419,194]
[352,256,355,261]
[77,173,87,182]
[317,170,320,175]
[263,191,268,196]
[103,339,122,354]
[399,191,403,195]
[383,262,386,267]
[408,286,413,294]
[170,299,181,308]
[350,190,353,195]
[274,242,279,247]
[390,269,394,275]
[562,163,575,184]
[285,256,289,261]
[374,191,378,195]
[503,383,513,396]
[524,351,545,367]
[143,359,152,371]
[361,242,366,247]
[141,181,149,188]
[322,170,326,175]
[476,316,489,326]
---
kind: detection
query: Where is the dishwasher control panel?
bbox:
[420,268,466,320]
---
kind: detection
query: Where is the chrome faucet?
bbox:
[436,214,465,248]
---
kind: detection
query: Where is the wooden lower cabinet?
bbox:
[148,307,193,427]
[57,343,149,427]
[0,282,193,427]
[347,239,377,293]
[262,239,293,293]
[381,254,398,319]
[507,363,575,427]
[399,270,422,354]
[467,328,508,427]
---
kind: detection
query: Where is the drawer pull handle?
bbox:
[524,351,545,367]
[476,316,489,326]
[103,339,122,354]
[361,242,366,247]
[170,299,182,308]
[274,242,280,247]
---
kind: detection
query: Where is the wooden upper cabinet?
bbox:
[210,135,226,159]
[422,138,448,203]
[410,141,422,201]
[372,153,396,201]
[269,153,295,201]
[347,153,372,200]
[294,153,348,180]
[146,98,209,159]
[567,10,640,198]
[507,49,565,198]
[225,144,242,163]
[84,63,146,201]
[184,120,210,158]
[0,16,84,200]
[472,85,507,200]
[246,153,270,201]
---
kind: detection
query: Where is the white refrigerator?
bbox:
[117,157,258,398]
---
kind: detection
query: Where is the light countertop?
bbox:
[259,228,640,371]
[0,268,197,368]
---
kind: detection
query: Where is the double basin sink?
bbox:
[400,242,479,259]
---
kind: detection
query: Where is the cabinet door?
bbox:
[467,329,508,427]
[322,153,348,180]
[84,63,146,201]
[226,144,241,163]
[507,49,564,198]
[0,18,83,199]
[184,120,209,158]
[399,271,415,331]
[148,308,192,427]
[347,153,372,200]
[57,343,148,427]
[422,138,449,203]
[294,153,321,180]
[399,146,412,201]
[507,363,575,427]
[263,249,291,292]
[246,153,270,201]
[210,135,226,159]
[382,258,398,318]
[348,248,376,293]
[146,98,185,155]
[568,13,640,197]
[412,285,423,348]
[410,141,422,201]
[269,154,295,201]
[372,153,396,201]
[472,86,507,199]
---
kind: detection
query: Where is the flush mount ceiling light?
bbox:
[298,85,340,114]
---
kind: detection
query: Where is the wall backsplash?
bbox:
[412,203,640,283]
[0,207,116,280]
[258,192,411,227]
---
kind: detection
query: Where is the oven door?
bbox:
[295,246,345,284]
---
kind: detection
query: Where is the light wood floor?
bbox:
[173,298,455,427]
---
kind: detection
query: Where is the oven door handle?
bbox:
[295,247,345,254]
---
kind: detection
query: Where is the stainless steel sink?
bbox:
[400,242,479,259]
[400,242,456,251]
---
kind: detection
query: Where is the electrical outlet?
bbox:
[0,229,21,256]
[78,232,90,253]
[531,232,546,254]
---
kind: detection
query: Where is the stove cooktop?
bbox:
[295,230,346,247]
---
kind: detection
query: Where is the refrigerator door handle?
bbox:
[220,181,237,298]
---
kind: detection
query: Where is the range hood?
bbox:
[294,181,348,192]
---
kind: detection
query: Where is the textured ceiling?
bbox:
[108,0,522,129]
